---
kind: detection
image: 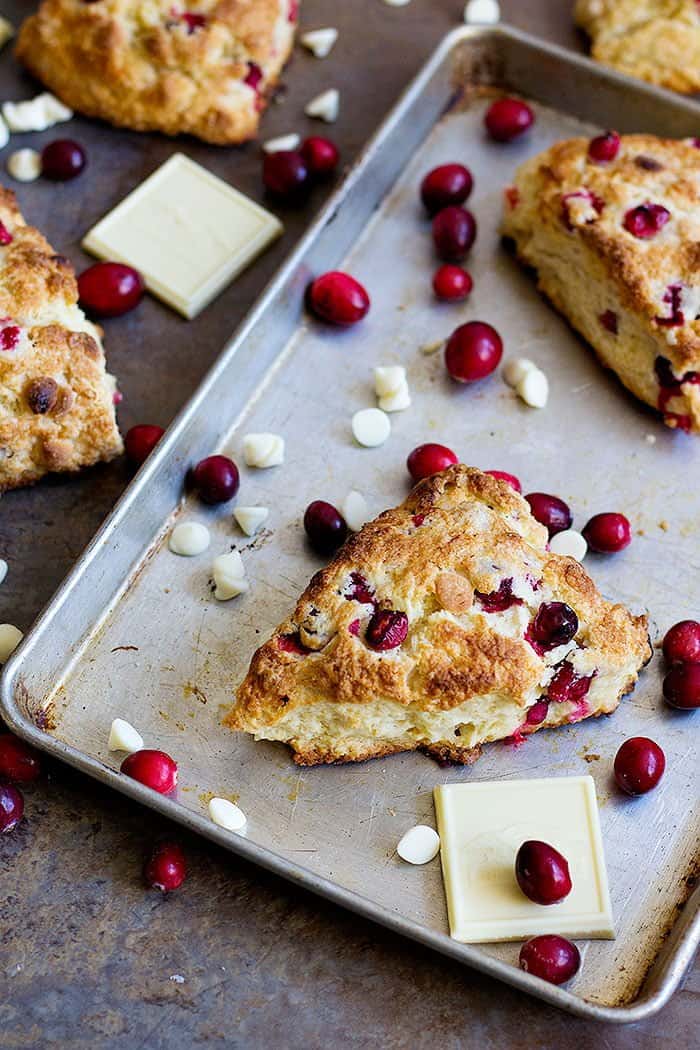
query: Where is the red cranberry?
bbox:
[432,264,473,302]
[485,469,521,492]
[78,262,144,318]
[244,61,263,91]
[0,221,12,245]
[124,424,164,466]
[663,620,700,665]
[0,734,41,783]
[181,11,206,32]
[600,309,618,334]
[432,206,477,261]
[588,130,620,163]
[663,663,700,710]
[366,609,408,651]
[531,602,578,649]
[120,749,178,794]
[525,492,572,536]
[262,150,310,201]
[308,271,370,326]
[278,632,309,655]
[144,841,187,892]
[623,203,670,239]
[304,500,347,555]
[655,283,685,327]
[614,737,666,796]
[420,163,473,215]
[547,661,593,705]
[519,935,580,985]
[346,571,375,605]
[191,454,239,504]
[41,139,87,180]
[0,782,23,834]
[526,700,549,725]
[484,98,534,142]
[407,442,458,481]
[515,840,572,905]
[475,578,522,613]
[582,512,631,553]
[445,321,502,383]
[300,136,339,178]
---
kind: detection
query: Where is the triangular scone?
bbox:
[225,466,650,766]
[501,134,700,433]
[0,188,122,492]
[575,0,700,93]
[15,0,297,145]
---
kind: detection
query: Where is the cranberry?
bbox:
[124,424,164,466]
[515,840,572,905]
[420,163,473,215]
[144,841,187,892]
[588,130,620,163]
[445,321,502,383]
[407,442,458,481]
[526,700,549,725]
[485,469,521,492]
[655,283,685,327]
[519,935,580,985]
[0,734,41,783]
[432,206,477,261]
[0,322,20,351]
[0,221,12,245]
[582,512,631,553]
[432,264,473,302]
[366,609,408,651]
[599,309,618,334]
[547,661,593,705]
[304,500,347,555]
[0,782,23,834]
[300,136,339,178]
[181,11,206,32]
[346,572,375,605]
[531,602,578,649]
[120,749,178,794]
[41,139,87,180]
[663,620,700,664]
[244,61,263,91]
[623,203,670,239]
[475,578,522,613]
[484,98,534,142]
[191,454,239,504]
[78,262,144,318]
[614,737,666,796]
[308,271,370,326]
[663,663,700,710]
[262,150,310,201]
[278,632,308,655]
[525,492,572,536]
[561,189,605,230]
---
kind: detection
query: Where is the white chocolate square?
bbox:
[82,154,283,319]
[434,776,614,943]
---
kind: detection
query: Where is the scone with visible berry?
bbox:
[575,0,700,93]
[16,0,298,145]
[502,133,700,433]
[225,466,650,766]
[0,188,122,492]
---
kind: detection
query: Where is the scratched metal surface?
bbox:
[2,29,699,1020]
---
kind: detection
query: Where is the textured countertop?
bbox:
[0,1,697,1046]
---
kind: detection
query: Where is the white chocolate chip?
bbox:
[3,92,73,133]
[384,0,412,5]
[397,825,440,865]
[305,88,339,123]
[168,521,211,557]
[0,115,9,151]
[209,797,247,831]
[645,433,657,445]
[213,551,249,601]
[6,148,41,183]
[234,506,269,536]
[108,718,144,754]
[352,408,391,448]
[0,624,23,664]
[341,490,370,532]
[549,529,588,562]
[503,357,536,388]
[263,133,301,153]
[379,384,411,413]
[516,368,549,408]
[0,559,7,586]
[464,0,500,23]
[242,433,285,469]
[0,16,15,50]
[374,365,406,398]
[300,27,338,58]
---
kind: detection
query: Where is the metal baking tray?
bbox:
[2,26,699,1022]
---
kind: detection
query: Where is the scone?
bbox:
[225,466,650,766]
[0,188,122,492]
[575,0,700,93]
[502,133,700,433]
[15,0,298,145]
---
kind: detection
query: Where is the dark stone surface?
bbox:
[0,2,696,1046]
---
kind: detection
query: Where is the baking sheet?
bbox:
[3,28,699,1022]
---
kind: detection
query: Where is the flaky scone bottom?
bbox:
[225,467,650,766]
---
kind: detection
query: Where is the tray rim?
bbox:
[2,24,699,1023]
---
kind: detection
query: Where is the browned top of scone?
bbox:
[227,466,649,733]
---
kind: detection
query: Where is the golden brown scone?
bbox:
[225,466,650,766]
[575,0,700,93]
[15,0,298,145]
[501,133,700,433]
[0,188,122,492]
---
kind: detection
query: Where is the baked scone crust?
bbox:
[575,0,700,93]
[16,0,297,145]
[225,466,650,766]
[0,188,122,492]
[502,133,700,433]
